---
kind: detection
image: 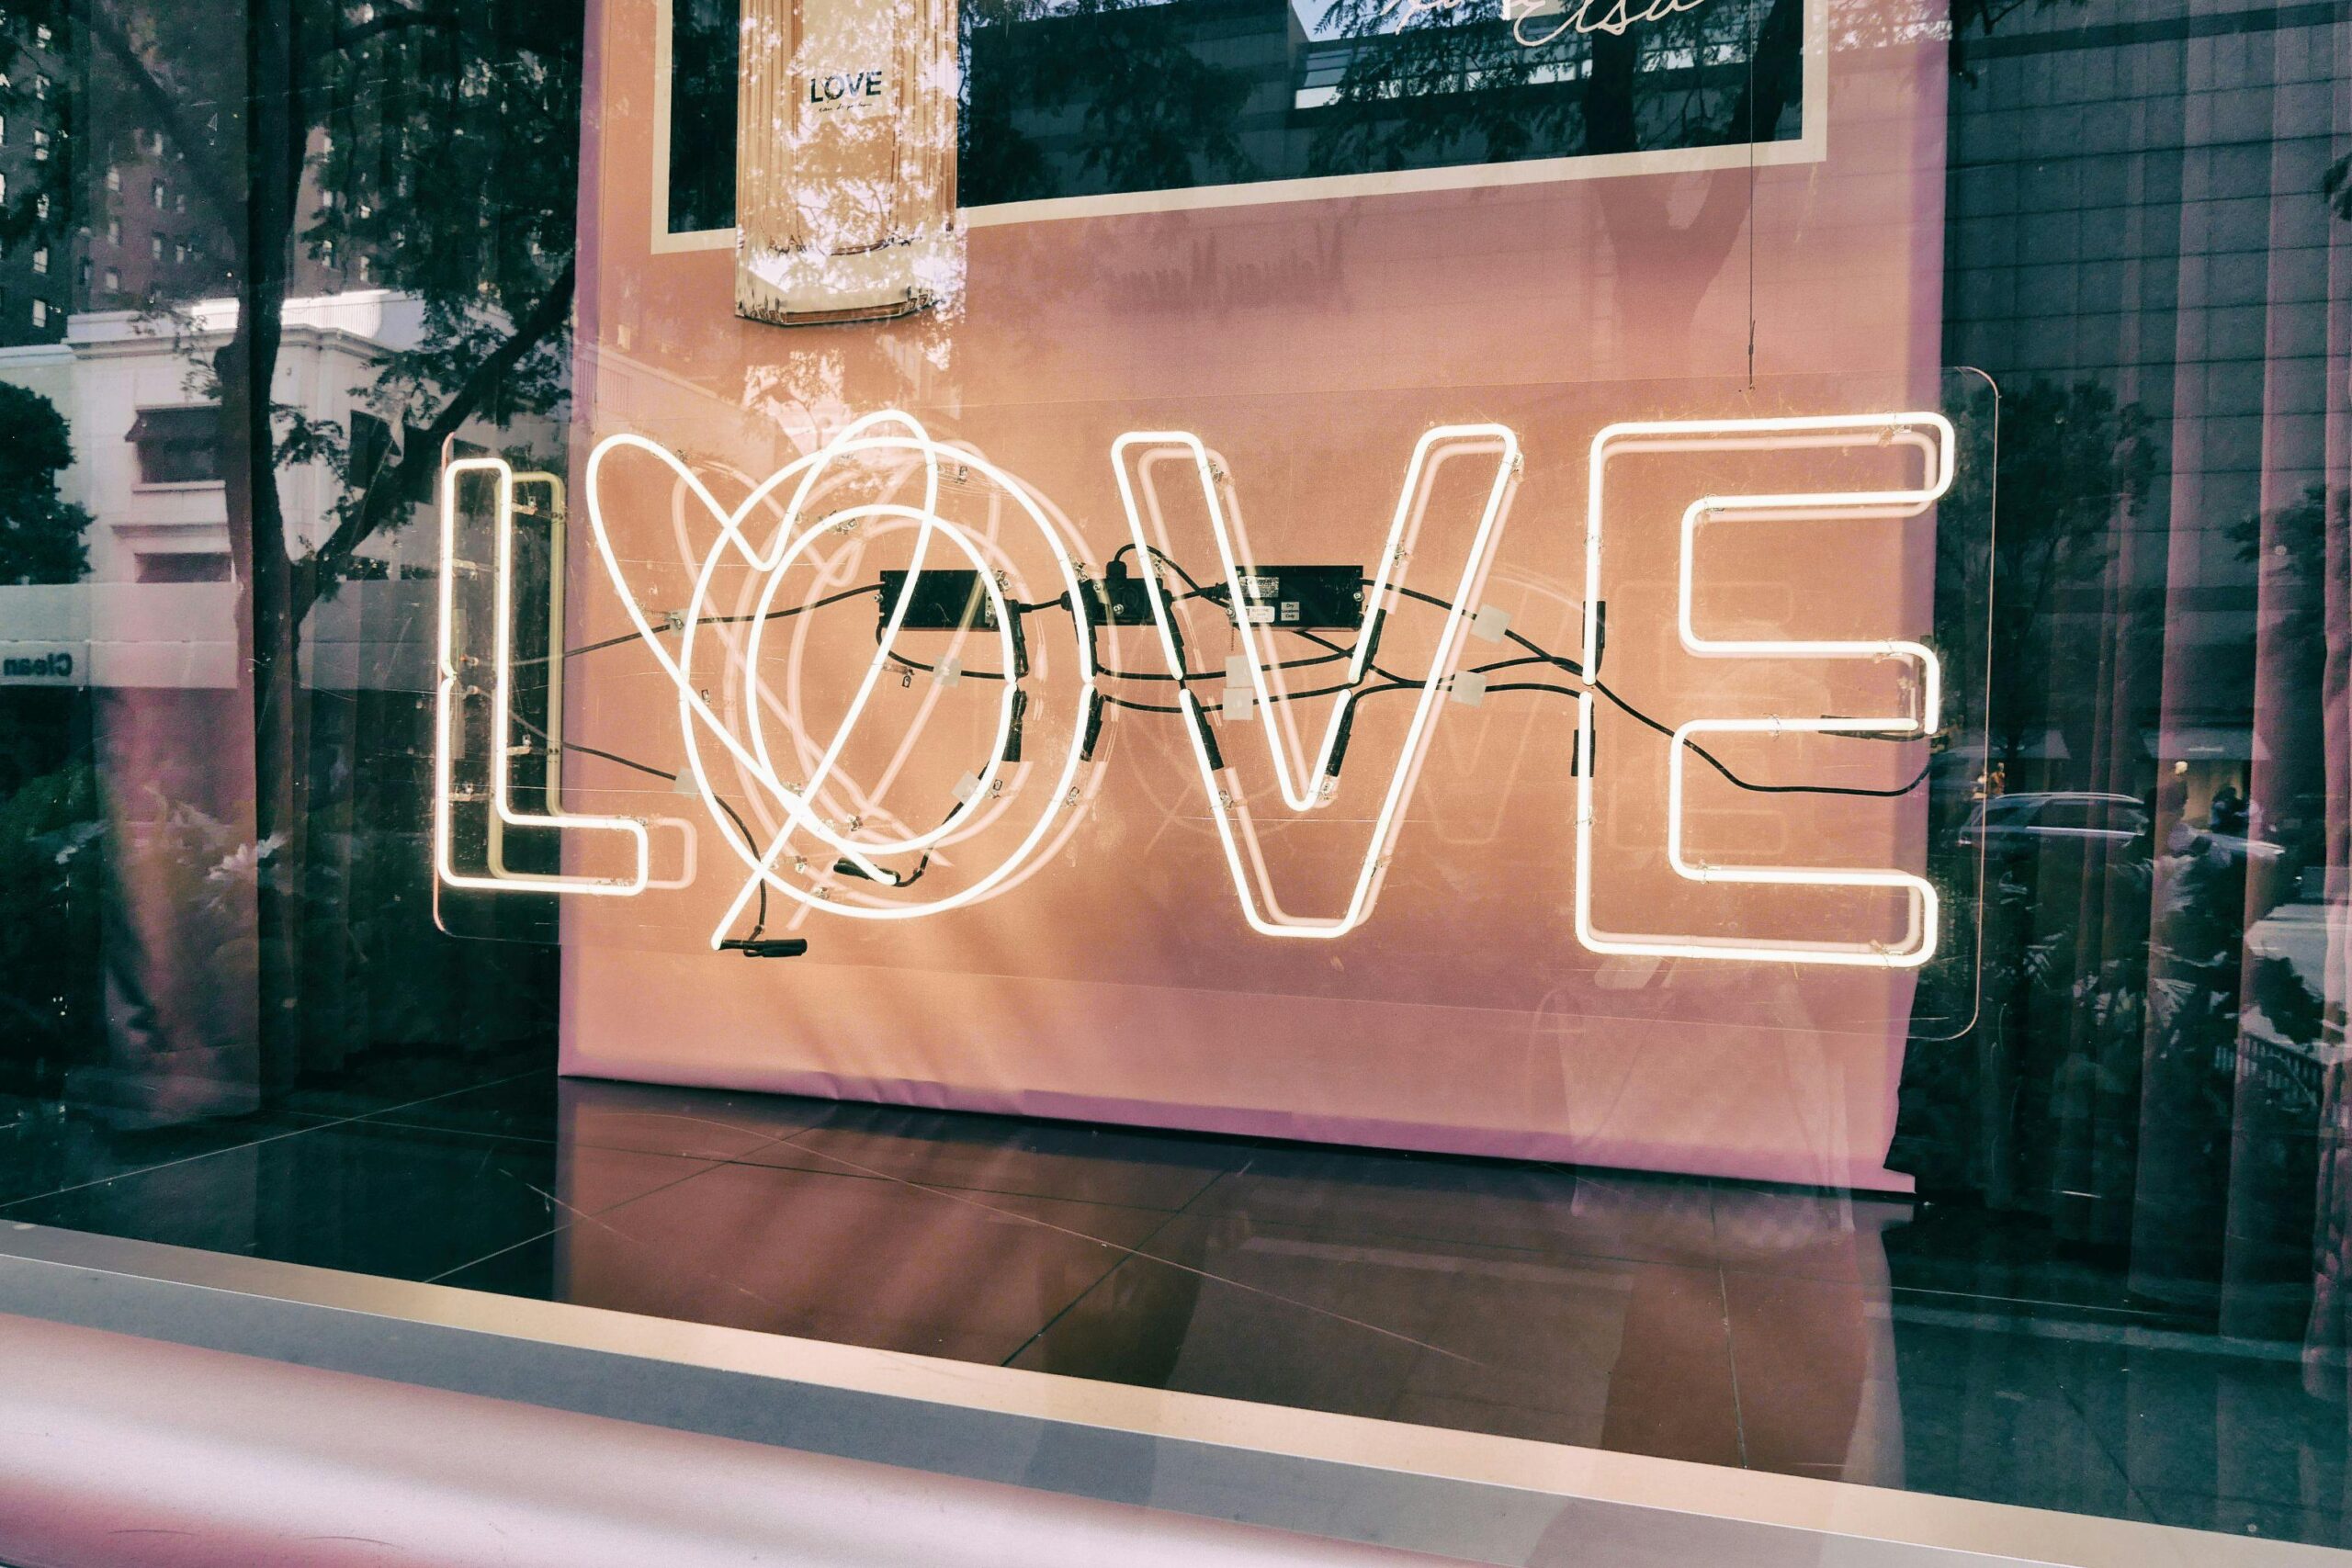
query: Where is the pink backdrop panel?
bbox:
[555,0,1953,1190]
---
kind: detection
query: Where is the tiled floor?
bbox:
[2,1066,2346,1551]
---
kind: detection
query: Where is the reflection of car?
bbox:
[1956,792,2149,852]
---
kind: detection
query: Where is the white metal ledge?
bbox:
[0,1223,2330,1568]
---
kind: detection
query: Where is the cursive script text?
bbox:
[1378,0,1715,51]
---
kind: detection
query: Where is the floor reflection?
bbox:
[1,1069,2345,1549]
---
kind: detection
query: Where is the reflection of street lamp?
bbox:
[736,0,964,326]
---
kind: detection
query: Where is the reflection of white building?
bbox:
[2244,880,2350,1104]
[0,291,532,694]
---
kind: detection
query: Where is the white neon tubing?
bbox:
[692,495,1033,933]
[742,502,1015,844]
[1574,413,1955,968]
[777,502,1032,864]
[761,486,1097,920]
[724,500,1018,906]
[1664,719,1931,957]
[1135,445,1329,783]
[475,473,699,895]
[1111,424,1521,939]
[483,470,564,883]
[717,446,1082,916]
[1214,435,1514,931]
[1137,432,1513,936]
[775,522,944,853]
[846,469,1107,911]
[754,480,1022,845]
[695,411,945,877]
[433,457,650,897]
[591,433,941,890]
[582,415,1097,938]
[734,421,955,852]
[596,425,934,876]
[684,470,917,856]
[483,468,560,884]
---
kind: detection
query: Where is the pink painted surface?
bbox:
[553,0,1952,1189]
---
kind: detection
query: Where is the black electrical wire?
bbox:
[709,795,771,939]
[1589,681,1930,799]
[1279,626,1416,688]
[709,582,886,628]
[1379,581,1585,678]
[520,583,886,668]
[1088,640,1351,684]
[556,736,672,782]
[1701,757,1935,799]
[534,629,649,664]
[519,555,1930,804]
[884,649,1009,681]
[1143,545,1206,592]
[837,803,959,890]
[884,577,1349,687]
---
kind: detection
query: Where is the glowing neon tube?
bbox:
[580,414,1098,942]
[434,457,650,897]
[1111,425,1521,939]
[1574,413,1955,968]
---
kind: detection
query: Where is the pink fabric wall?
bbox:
[556,0,1952,1190]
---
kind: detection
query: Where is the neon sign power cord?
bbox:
[517,545,1934,870]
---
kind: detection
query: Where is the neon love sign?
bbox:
[436,408,1954,967]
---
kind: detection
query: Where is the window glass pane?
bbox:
[0,1,2345,1559]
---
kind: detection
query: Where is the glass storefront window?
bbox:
[0,0,2346,1556]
